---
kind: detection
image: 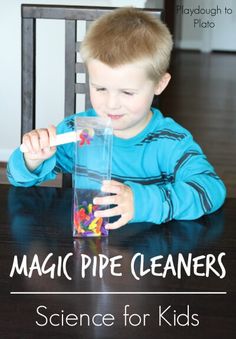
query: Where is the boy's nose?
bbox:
[106,93,121,110]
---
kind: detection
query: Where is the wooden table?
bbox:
[0,184,235,338]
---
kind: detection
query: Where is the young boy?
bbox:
[7,7,226,230]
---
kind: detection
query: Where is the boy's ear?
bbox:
[154,73,171,95]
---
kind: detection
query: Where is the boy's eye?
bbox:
[123,91,134,96]
[96,88,106,92]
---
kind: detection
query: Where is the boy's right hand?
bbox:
[22,125,57,172]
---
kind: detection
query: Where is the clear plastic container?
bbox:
[73,117,113,237]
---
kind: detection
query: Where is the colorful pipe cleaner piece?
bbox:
[74,200,108,237]
[79,128,94,146]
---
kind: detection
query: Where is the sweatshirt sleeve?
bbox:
[7,148,57,187]
[125,134,226,224]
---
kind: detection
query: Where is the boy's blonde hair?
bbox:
[80,7,173,83]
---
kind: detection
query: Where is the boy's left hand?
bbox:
[93,180,134,230]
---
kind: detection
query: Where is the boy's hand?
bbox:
[22,125,57,172]
[93,180,134,230]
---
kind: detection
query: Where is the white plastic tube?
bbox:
[19,131,78,153]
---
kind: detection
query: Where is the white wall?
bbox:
[0,0,149,162]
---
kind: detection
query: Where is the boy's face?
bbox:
[87,59,165,138]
